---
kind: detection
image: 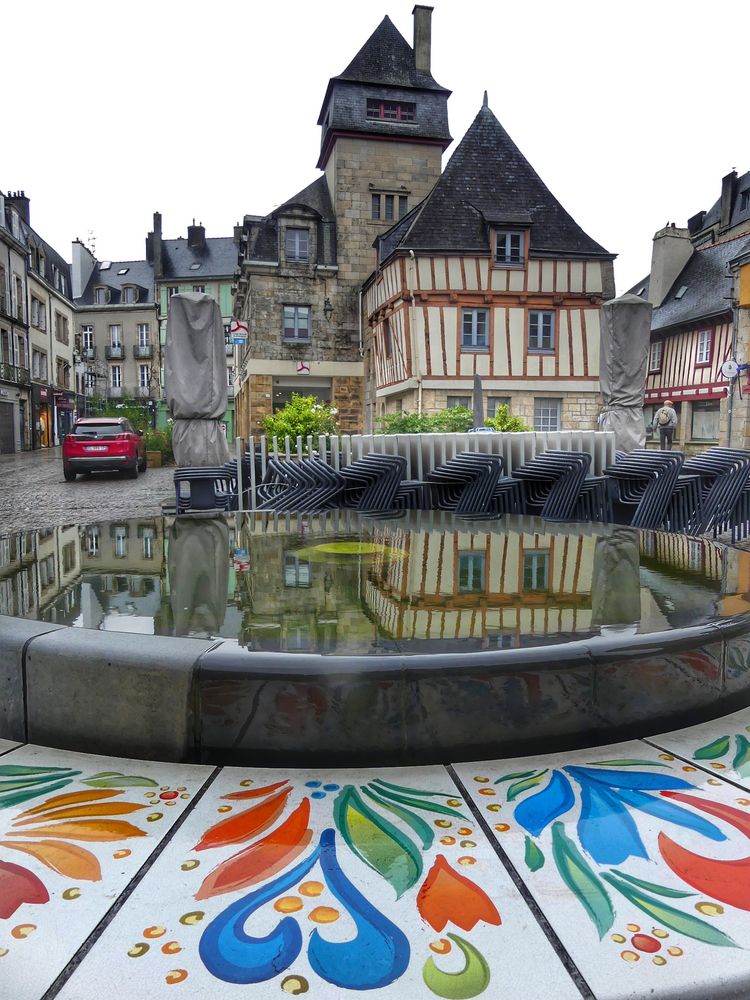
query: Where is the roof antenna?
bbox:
[483,90,488,108]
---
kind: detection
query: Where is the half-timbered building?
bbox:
[635,170,750,451]
[363,99,615,431]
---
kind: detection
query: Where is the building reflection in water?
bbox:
[1,511,748,650]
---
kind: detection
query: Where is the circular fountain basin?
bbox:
[2,510,750,766]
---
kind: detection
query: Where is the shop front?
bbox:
[53,391,76,443]
[32,384,53,449]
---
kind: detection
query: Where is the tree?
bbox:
[484,405,530,432]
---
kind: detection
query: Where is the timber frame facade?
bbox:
[363,101,615,432]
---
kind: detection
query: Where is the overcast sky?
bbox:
[5,0,748,293]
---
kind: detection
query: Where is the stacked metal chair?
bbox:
[256,457,345,512]
[173,467,235,514]
[682,448,750,537]
[604,450,685,529]
[339,454,407,512]
[511,451,595,521]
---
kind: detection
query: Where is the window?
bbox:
[285,228,309,262]
[113,527,127,559]
[487,396,511,418]
[109,324,121,347]
[383,319,392,357]
[495,231,524,265]
[462,308,489,349]
[649,340,663,372]
[16,334,26,368]
[534,398,561,432]
[226,367,234,388]
[688,540,704,573]
[284,553,311,588]
[0,329,10,364]
[54,312,69,345]
[458,552,485,593]
[192,285,205,294]
[110,365,122,388]
[31,296,41,327]
[741,190,750,212]
[366,99,415,122]
[528,311,555,352]
[121,285,137,304]
[94,287,108,305]
[82,325,94,350]
[283,305,311,341]
[167,286,179,298]
[523,551,550,592]
[86,527,99,558]
[32,351,40,379]
[141,528,155,560]
[447,395,471,409]
[139,365,151,389]
[137,323,150,347]
[372,194,409,221]
[39,352,48,381]
[691,399,720,441]
[696,330,712,365]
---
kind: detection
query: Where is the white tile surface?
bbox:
[0,740,20,756]
[455,740,750,1000]
[0,745,212,1000]
[58,764,579,999]
[650,706,750,788]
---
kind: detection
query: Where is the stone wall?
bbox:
[247,374,273,435]
[332,375,365,433]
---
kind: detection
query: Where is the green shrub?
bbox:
[263,394,339,446]
[143,426,173,464]
[484,405,530,432]
[376,405,474,434]
[88,396,151,434]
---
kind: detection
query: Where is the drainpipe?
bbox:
[408,250,423,414]
[358,290,363,358]
[728,283,739,447]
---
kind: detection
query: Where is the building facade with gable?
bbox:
[364,98,615,431]
[233,7,451,437]
[634,170,750,451]
[0,191,31,452]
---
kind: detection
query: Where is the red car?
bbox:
[63,417,147,481]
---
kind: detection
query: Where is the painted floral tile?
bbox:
[455,740,750,1000]
[56,765,579,999]
[650,707,750,789]
[0,744,213,1000]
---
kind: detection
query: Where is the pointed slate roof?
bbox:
[386,103,612,258]
[274,176,335,222]
[335,15,448,93]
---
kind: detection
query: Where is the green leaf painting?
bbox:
[693,736,731,761]
[603,873,738,948]
[0,779,74,810]
[608,870,696,898]
[81,773,158,788]
[368,784,467,821]
[732,735,750,778]
[422,933,491,1000]
[551,822,614,938]
[372,778,455,799]
[334,785,422,898]
[587,760,669,768]
[361,785,434,851]
[493,770,537,785]
[507,771,548,802]
[524,835,545,872]
[0,765,76,777]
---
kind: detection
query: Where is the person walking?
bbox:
[652,399,678,450]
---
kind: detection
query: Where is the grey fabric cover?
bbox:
[165,292,231,466]
[599,293,653,453]
[168,518,229,636]
[591,526,641,629]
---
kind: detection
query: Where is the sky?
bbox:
[4,0,748,294]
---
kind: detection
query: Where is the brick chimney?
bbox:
[648,224,693,308]
[187,219,206,252]
[6,190,30,225]
[720,170,738,230]
[412,5,433,74]
[152,211,163,280]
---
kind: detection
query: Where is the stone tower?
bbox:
[317,6,452,286]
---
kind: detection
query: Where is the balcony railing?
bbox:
[105,345,124,360]
[82,347,96,361]
[133,344,153,359]
[0,363,30,385]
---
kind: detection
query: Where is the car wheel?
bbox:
[138,452,147,473]
[126,461,139,480]
[63,464,76,482]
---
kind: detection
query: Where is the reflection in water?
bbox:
[1,512,748,652]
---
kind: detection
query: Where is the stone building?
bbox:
[634,170,750,451]
[0,191,31,453]
[233,7,451,436]
[364,98,615,431]
[72,242,158,415]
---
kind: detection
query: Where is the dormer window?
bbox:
[94,286,109,305]
[121,285,138,304]
[285,228,309,263]
[366,99,415,123]
[741,189,750,212]
[495,231,525,265]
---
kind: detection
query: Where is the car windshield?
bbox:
[73,423,126,439]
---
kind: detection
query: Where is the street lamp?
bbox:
[323,297,333,322]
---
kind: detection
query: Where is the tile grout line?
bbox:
[642,736,750,795]
[0,742,26,758]
[445,763,597,1000]
[41,764,223,1000]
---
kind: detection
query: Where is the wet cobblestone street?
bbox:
[0,447,174,533]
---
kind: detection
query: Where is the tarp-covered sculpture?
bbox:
[599,293,653,453]
[165,292,231,466]
[168,518,229,636]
